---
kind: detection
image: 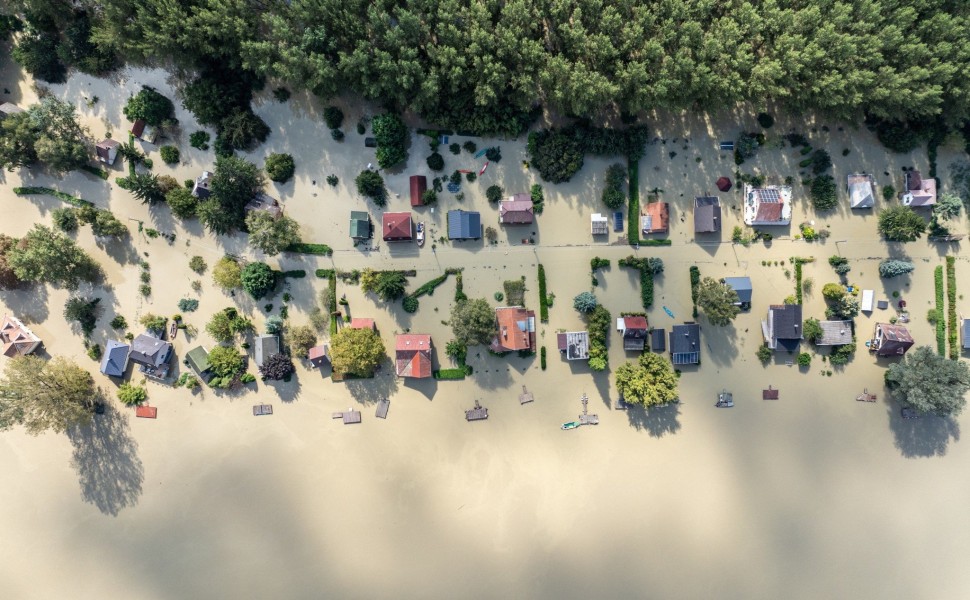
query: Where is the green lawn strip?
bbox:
[13,186,95,208]
[537,264,549,321]
[285,242,333,256]
[935,265,945,356]
[947,256,958,359]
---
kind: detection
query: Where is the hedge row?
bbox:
[410,273,450,298]
[315,269,335,278]
[454,272,468,303]
[538,264,549,322]
[433,366,471,380]
[619,256,654,309]
[947,256,957,359]
[935,265,945,356]
[286,242,333,256]
[689,266,700,318]
[81,165,110,180]
[327,271,338,336]
[795,260,804,304]
[627,156,639,245]
[14,187,95,208]
[540,346,547,370]
[281,270,306,278]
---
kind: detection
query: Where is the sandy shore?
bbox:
[2,57,970,600]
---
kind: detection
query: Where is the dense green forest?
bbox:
[3,0,970,137]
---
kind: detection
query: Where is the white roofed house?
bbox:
[847,173,875,209]
[591,213,609,235]
[815,321,853,346]
[743,185,792,226]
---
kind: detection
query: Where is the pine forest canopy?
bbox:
[5,1,970,136]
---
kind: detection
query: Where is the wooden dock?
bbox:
[578,392,598,425]
[519,385,534,405]
[375,399,390,419]
[465,400,488,421]
[856,388,877,402]
[135,405,157,419]
[762,386,779,400]
[252,404,273,416]
[332,409,362,424]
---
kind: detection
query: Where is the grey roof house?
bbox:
[100,340,130,378]
[694,196,721,233]
[192,171,212,199]
[254,335,280,367]
[762,304,802,351]
[847,173,875,209]
[557,331,590,361]
[669,323,700,365]
[723,277,753,309]
[816,320,853,346]
[962,315,970,350]
[448,210,482,240]
[129,334,174,379]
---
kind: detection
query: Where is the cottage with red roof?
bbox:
[499,193,534,225]
[1,315,41,357]
[743,184,792,226]
[382,212,413,242]
[641,202,669,235]
[491,307,536,352]
[95,139,120,165]
[350,318,376,331]
[409,175,427,207]
[395,334,432,378]
[902,170,937,207]
[617,316,648,351]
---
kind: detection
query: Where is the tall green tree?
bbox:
[330,327,385,377]
[123,86,176,125]
[878,206,926,242]
[0,111,39,170]
[199,155,265,234]
[696,277,741,326]
[614,353,679,408]
[0,356,100,435]
[26,97,88,174]
[245,211,300,256]
[7,224,101,288]
[886,346,970,417]
[450,297,496,346]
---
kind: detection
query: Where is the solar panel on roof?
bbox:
[673,352,699,364]
[758,189,780,203]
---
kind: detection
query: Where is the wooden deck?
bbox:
[519,385,534,405]
[332,409,362,424]
[762,386,779,400]
[252,404,273,416]
[135,405,157,419]
[375,399,390,419]
[465,400,488,421]
[578,413,599,425]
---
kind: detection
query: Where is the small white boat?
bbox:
[416,222,425,247]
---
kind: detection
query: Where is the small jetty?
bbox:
[465,400,488,421]
[375,399,390,419]
[856,388,877,403]
[578,393,599,425]
[762,386,779,400]
[519,385,534,405]
[716,390,734,408]
[332,408,362,424]
[252,403,273,416]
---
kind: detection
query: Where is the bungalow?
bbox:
[669,322,701,365]
[308,344,330,368]
[129,334,173,379]
[95,139,121,165]
[961,315,970,350]
[847,173,875,209]
[254,334,279,368]
[723,277,753,310]
[99,340,130,378]
[816,320,853,346]
[192,171,212,199]
[499,193,534,225]
[350,211,372,240]
[557,331,590,361]
[1,315,42,357]
[447,210,482,240]
[694,196,721,233]
[409,175,427,207]
[641,202,669,235]
[0,102,24,119]
[130,119,158,143]
[491,306,536,353]
[870,323,914,357]
[762,304,802,352]
[350,318,376,331]
[185,346,213,382]
[245,192,283,219]
[743,185,792,226]
[617,316,648,351]
[382,212,413,242]
[395,334,432,378]
[902,170,936,207]
[591,213,609,235]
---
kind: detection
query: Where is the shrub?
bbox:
[585,305,611,371]
[240,262,276,299]
[537,264,549,321]
[540,346,547,370]
[139,313,167,333]
[797,352,811,366]
[355,170,386,206]
[573,291,598,313]
[810,175,838,210]
[110,315,128,330]
[52,208,78,232]
[264,153,295,183]
[486,185,504,203]
[402,296,419,313]
[810,149,832,175]
[530,184,545,214]
[166,188,199,219]
[208,345,245,379]
[882,185,896,202]
[462,141,477,154]
[213,257,242,289]
[160,145,180,164]
[828,343,856,366]
[527,129,584,183]
[272,87,290,102]
[822,283,846,300]
[757,113,774,128]
[756,344,773,364]
[189,131,210,150]
[177,298,199,312]
[485,147,502,162]
[421,189,437,205]
[326,175,338,186]
[219,109,270,151]
[372,113,408,168]
[188,256,207,274]
[590,257,610,271]
[601,163,626,209]
[63,297,100,336]
[323,106,344,130]
[117,383,147,406]
[736,133,760,160]
[427,152,444,171]
[465,172,477,183]
[879,259,915,278]
[449,143,460,155]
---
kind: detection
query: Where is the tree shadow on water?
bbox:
[888,405,960,458]
[626,402,682,438]
[67,403,144,516]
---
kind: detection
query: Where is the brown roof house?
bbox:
[395,334,432,378]
[409,175,427,207]
[1,315,42,357]
[130,119,158,144]
[641,202,669,235]
[491,307,536,353]
[902,170,937,207]
[870,323,914,357]
[245,192,283,220]
[308,344,330,368]
[816,320,853,346]
[350,318,376,331]
[499,193,534,225]
[617,316,649,351]
[95,139,121,165]
[382,212,413,242]
[744,185,792,226]
[694,197,721,233]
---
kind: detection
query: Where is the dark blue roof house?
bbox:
[447,210,482,240]
[100,340,130,378]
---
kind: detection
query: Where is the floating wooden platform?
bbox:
[578,413,599,425]
[856,388,877,403]
[375,399,390,419]
[252,404,273,416]
[332,409,362,424]
[716,391,734,408]
[519,385,534,405]
[762,386,779,400]
[135,405,157,419]
[466,400,488,421]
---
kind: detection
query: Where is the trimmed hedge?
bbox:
[538,264,549,322]
[689,266,700,318]
[540,346,547,370]
[935,265,945,356]
[619,256,655,309]
[14,186,94,208]
[627,155,640,245]
[81,165,110,180]
[947,256,957,359]
[282,270,306,278]
[327,271,338,335]
[315,269,335,278]
[286,243,333,256]
[433,365,471,380]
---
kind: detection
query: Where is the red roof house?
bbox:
[95,139,120,165]
[640,202,669,234]
[308,344,329,367]
[382,212,413,242]
[395,334,432,378]
[491,307,536,352]
[350,318,376,331]
[409,175,427,207]
[499,193,534,225]
[1,315,42,357]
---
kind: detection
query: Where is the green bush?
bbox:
[449,143,461,155]
[810,175,838,210]
[757,113,774,128]
[947,256,957,359]
[189,131,210,150]
[602,163,626,209]
[355,170,386,206]
[935,265,945,356]
[462,141,477,154]
[323,106,344,130]
[160,145,180,164]
[756,344,773,364]
[402,296,419,313]
[285,243,333,256]
[178,298,199,312]
[540,346,547,370]
[427,152,444,171]
[486,185,504,203]
[797,352,811,366]
[240,262,277,299]
[372,113,408,168]
[537,264,549,321]
[265,153,295,183]
[52,207,78,232]
[86,343,102,361]
[118,383,148,405]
